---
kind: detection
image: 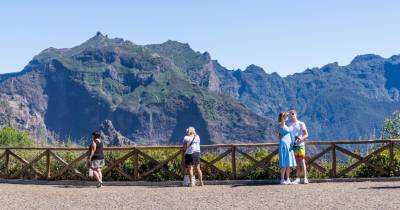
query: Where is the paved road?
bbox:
[1,181,400,209]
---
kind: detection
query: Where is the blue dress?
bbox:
[278,125,297,168]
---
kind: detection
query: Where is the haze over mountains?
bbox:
[0,33,399,145]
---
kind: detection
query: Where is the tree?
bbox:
[382,111,400,139]
[0,125,34,146]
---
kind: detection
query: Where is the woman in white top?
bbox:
[183,127,203,187]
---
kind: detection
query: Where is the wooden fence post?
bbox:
[181,148,185,177]
[5,149,9,178]
[133,148,139,180]
[389,141,394,175]
[231,146,237,179]
[46,149,51,179]
[0,140,397,181]
[331,144,336,178]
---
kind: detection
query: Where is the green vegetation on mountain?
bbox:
[0,32,274,145]
[383,111,400,139]
[147,42,400,140]
[0,125,34,146]
[1,32,399,143]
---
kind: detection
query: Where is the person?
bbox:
[182,127,203,187]
[87,131,105,188]
[277,112,297,185]
[288,110,309,184]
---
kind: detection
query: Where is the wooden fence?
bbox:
[0,139,399,181]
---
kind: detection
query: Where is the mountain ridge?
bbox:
[0,33,276,145]
[146,38,400,140]
[1,33,400,143]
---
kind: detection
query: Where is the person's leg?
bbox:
[302,147,308,178]
[280,168,286,183]
[93,167,102,188]
[285,168,291,182]
[187,165,194,187]
[293,155,301,184]
[297,146,308,183]
[302,159,307,178]
[97,168,103,183]
[296,158,302,178]
[100,160,104,181]
[195,164,203,186]
[294,147,301,179]
[93,169,100,182]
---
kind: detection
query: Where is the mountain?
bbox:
[1,33,399,144]
[0,33,275,145]
[146,42,400,140]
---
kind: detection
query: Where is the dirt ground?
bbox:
[1,181,400,209]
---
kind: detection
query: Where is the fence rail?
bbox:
[0,139,399,181]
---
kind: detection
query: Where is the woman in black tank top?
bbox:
[91,140,104,160]
[87,131,105,188]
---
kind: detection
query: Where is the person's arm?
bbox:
[276,123,284,139]
[88,141,96,161]
[275,131,280,138]
[300,123,309,143]
[275,129,281,139]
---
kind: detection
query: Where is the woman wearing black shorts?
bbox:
[183,127,203,187]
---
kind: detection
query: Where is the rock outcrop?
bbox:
[0,33,276,145]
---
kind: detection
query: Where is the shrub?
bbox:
[0,125,34,146]
[382,111,400,139]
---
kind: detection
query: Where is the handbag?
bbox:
[183,175,196,186]
[89,168,94,177]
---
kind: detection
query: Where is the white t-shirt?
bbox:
[184,135,200,154]
[289,120,307,146]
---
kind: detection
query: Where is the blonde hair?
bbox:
[186,127,196,136]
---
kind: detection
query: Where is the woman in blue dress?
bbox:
[277,112,297,185]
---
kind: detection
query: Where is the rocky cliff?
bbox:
[0,33,276,145]
[147,42,400,140]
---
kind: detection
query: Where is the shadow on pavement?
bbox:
[359,186,400,190]
[230,183,278,188]
[143,185,184,188]
[52,185,93,189]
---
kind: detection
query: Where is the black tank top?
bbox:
[90,140,104,161]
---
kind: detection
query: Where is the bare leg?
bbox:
[280,168,286,181]
[296,158,302,178]
[97,168,103,183]
[285,168,290,181]
[187,165,194,187]
[301,159,307,179]
[93,170,100,183]
[195,164,203,186]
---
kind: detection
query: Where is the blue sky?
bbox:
[1,0,400,76]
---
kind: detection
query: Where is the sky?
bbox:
[1,0,400,76]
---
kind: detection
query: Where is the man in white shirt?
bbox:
[288,110,309,184]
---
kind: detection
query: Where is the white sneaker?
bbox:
[286,179,292,185]
[303,178,309,184]
[280,180,288,185]
[293,178,300,184]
